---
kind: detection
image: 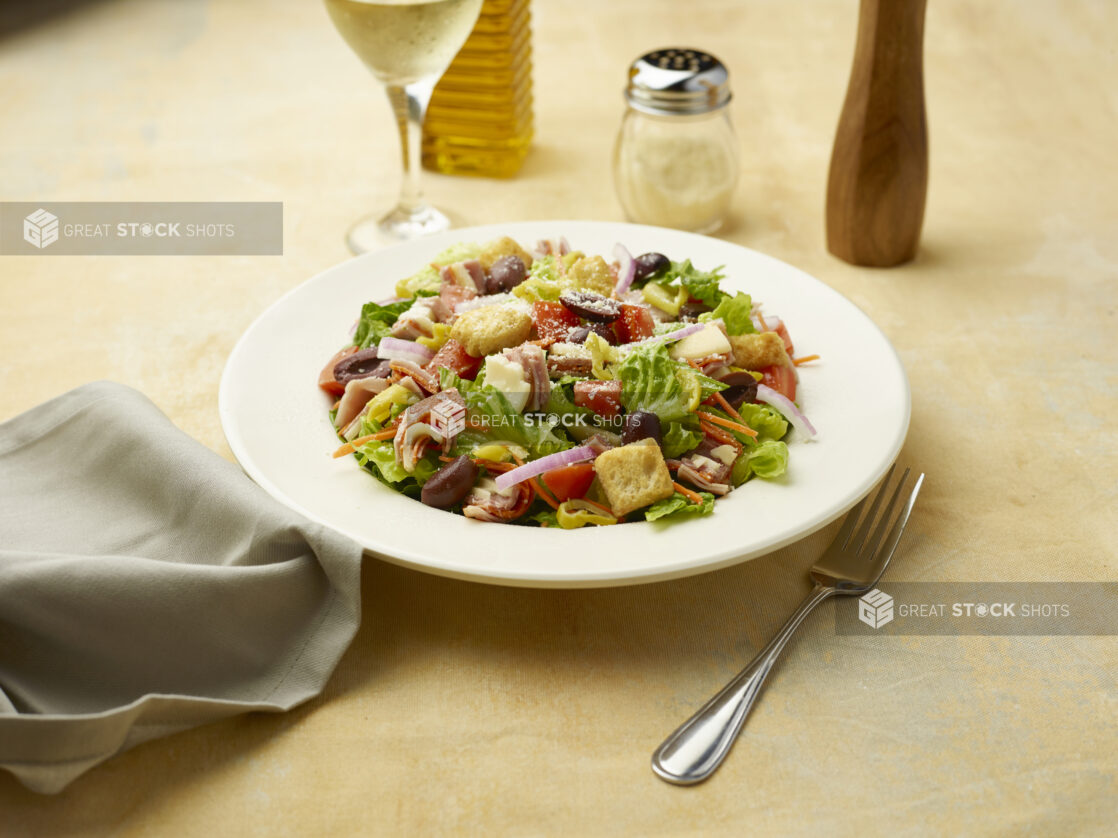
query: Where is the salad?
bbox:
[318,235,817,528]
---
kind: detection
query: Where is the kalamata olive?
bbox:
[559,289,621,323]
[420,456,479,509]
[569,322,617,345]
[622,410,662,445]
[567,326,591,344]
[333,348,389,386]
[678,301,712,321]
[718,372,759,408]
[486,255,527,294]
[633,252,670,281]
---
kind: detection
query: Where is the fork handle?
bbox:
[652,583,835,785]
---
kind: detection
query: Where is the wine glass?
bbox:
[324,0,484,253]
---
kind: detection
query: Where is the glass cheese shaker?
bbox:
[613,48,739,234]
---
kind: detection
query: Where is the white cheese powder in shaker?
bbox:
[613,48,739,234]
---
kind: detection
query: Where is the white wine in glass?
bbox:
[324,0,483,253]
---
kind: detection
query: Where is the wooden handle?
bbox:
[826,0,928,267]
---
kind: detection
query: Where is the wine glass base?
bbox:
[345,205,451,254]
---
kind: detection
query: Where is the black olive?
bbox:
[679,301,712,321]
[633,252,670,281]
[334,348,390,386]
[559,289,621,323]
[487,255,527,294]
[719,373,759,408]
[420,456,479,509]
[567,326,590,344]
[622,410,662,445]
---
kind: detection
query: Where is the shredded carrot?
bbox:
[331,399,341,411]
[370,426,399,441]
[687,359,704,371]
[510,451,526,467]
[673,481,706,506]
[711,391,740,418]
[699,420,736,446]
[474,458,516,473]
[438,454,455,463]
[697,411,759,438]
[331,434,375,458]
[529,477,560,510]
[756,311,769,331]
[700,422,743,452]
[793,354,820,366]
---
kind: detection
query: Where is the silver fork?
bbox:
[651,465,924,785]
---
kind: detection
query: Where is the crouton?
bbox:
[479,236,534,271]
[593,438,675,517]
[566,255,616,297]
[449,304,533,358]
[729,331,789,370]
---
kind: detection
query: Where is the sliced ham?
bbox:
[504,343,550,412]
[462,478,533,522]
[334,376,391,430]
[440,259,486,293]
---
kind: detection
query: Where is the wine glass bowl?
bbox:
[324,0,484,252]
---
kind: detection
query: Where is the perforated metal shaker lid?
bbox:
[625,48,731,116]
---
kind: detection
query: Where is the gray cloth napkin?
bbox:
[0,382,364,794]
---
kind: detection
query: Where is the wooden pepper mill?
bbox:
[826,0,928,267]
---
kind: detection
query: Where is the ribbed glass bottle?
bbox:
[421,0,533,178]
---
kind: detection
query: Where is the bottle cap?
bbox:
[624,48,731,116]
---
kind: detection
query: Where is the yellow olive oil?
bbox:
[422,0,533,177]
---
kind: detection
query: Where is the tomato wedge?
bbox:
[613,303,655,343]
[773,322,794,356]
[318,346,358,396]
[760,364,797,403]
[426,338,482,380]
[573,379,622,417]
[531,301,580,346]
[541,463,596,503]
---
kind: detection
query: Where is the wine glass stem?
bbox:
[387,80,434,216]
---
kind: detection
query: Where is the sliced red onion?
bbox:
[756,383,817,440]
[377,337,434,364]
[752,314,783,333]
[493,444,597,491]
[612,242,636,296]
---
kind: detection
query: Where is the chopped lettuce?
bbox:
[615,341,690,424]
[355,439,438,496]
[662,419,703,458]
[700,292,756,336]
[352,298,422,349]
[511,255,564,302]
[462,385,573,457]
[644,491,716,522]
[736,402,789,442]
[660,260,728,308]
[732,439,789,485]
[394,242,482,297]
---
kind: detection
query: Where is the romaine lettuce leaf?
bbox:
[660,260,727,308]
[394,242,482,297]
[736,402,789,442]
[644,491,716,522]
[700,292,756,336]
[662,419,703,458]
[355,440,438,494]
[464,385,573,457]
[615,341,690,424]
[732,439,789,484]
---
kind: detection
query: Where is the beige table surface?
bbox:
[2,0,1116,834]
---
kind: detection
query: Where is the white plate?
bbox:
[220,221,909,588]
